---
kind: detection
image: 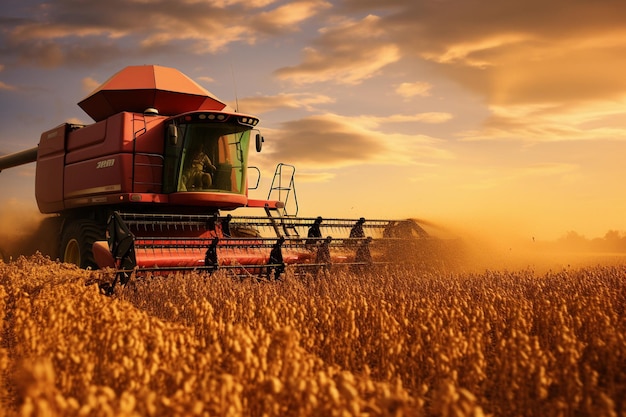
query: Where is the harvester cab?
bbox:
[0,65,441,284]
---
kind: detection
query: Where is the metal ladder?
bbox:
[267,163,298,217]
[266,163,299,237]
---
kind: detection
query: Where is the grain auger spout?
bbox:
[0,147,38,173]
[0,64,451,287]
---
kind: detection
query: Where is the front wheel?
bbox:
[60,219,105,269]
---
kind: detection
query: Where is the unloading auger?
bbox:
[0,65,441,289]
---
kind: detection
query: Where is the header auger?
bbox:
[0,65,448,290]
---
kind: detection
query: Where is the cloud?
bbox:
[81,77,100,94]
[5,0,625,150]
[330,0,626,142]
[0,64,16,90]
[0,81,16,91]
[197,76,216,84]
[261,113,452,169]
[253,1,332,34]
[277,0,626,143]
[376,0,626,106]
[66,117,87,125]
[366,113,453,125]
[461,100,626,142]
[235,93,335,114]
[211,0,278,6]
[0,0,329,67]
[395,82,432,99]
[274,15,400,85]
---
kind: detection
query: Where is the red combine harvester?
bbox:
[0,65,439,290]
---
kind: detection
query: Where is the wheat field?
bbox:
[0,254,625,417]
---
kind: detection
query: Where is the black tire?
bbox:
[60,219,105,269]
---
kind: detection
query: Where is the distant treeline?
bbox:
[550,230,626,252]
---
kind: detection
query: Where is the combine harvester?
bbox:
[0,65,448,291]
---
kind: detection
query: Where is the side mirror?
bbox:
[255,133,264,152]
[168,124,178,146]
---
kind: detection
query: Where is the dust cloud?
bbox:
[0,199,60,262]
[1,200,623,274]
[415,216,626,275]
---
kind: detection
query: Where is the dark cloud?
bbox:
[375,0,626,104]
[13,39,123,68]
[266,115,387,166]
[274,0,626,106]
[0,0,327,68]
[260,113,452,169]
[274,14,399,84]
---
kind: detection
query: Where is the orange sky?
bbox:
[1,0,626,241]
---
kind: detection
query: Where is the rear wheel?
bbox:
[60,219,105,269]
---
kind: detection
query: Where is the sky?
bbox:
[1,0,626,241]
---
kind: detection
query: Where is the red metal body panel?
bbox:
[65,113,166,165]
[246,199,284,209]
[36,124,70,213]
[35,158,65,213]
[92,242,115,268]
[64,153,131,199]
[63,193,170,210]
[169,192,248,208]
[65,118,106,155]
[133,246,315,269]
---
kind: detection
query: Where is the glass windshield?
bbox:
[173,123,251,194]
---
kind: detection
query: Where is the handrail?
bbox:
[133,152,165,189]
[247,166,261,190]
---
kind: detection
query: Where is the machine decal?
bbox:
[96,159,115,169]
